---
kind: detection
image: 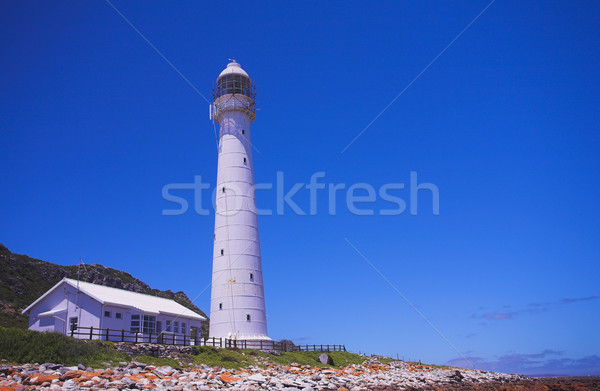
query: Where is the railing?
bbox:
[210,95,256,122]
[70,327,345,352]
[71,326,194,346]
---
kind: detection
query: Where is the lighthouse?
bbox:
[208,60,270,341]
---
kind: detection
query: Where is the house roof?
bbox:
[23,278,206,321]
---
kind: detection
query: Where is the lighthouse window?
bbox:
[219,303,223,310]
[220,249,224,255]
[246,314,251,321]
[249,273,254,281]
[243,157,247,164]
[242,129,245,135]
[222,186,225,193]
[214,74,254,99]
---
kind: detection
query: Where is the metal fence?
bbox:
[70,326,345,352]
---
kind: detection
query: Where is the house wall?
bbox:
[28,282,102,337]
[27,284,68,333]
[98,304,204,343]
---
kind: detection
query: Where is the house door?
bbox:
[156,321,162,333]
[69,317,78,336]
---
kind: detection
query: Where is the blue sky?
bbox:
[1,0,599,376]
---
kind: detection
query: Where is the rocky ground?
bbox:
[2,358,598,391]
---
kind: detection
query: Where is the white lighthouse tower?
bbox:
[208,60,270,341]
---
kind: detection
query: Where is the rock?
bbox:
[220,374,242,383]
[0,356,555,391]
[78,364,86,370]
[449,370,464,382]
[27,373,59,385]
[248,373,267,383]
[42,363,62,370]
[318,354,334,365]
[133,361,148,368]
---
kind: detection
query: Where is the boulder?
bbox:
[318,354,333,365]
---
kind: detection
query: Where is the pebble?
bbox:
[0,358,528,390]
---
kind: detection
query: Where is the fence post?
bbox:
[70,327,74,338]
[121,329,124,342]
[135,332,138,344]
[89,327,93,340]
[105,328,109,341]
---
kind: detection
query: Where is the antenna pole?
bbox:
[76,258,81,309]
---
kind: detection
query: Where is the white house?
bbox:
[22,278,206,343]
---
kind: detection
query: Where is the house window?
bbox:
[130,314,140,332]
[143,315,156,333]
[246,314,251,322]
[69,317,78,332]
[220,249,224,255]
[181,322,186,334]
[166,320,171,332]
[116,312,122,319]
[219,303,223,310]
[174,321,179,333]
[104,310,111,318]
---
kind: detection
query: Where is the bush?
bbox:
[0,327,129,366]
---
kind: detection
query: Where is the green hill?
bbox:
[0,243,208,334]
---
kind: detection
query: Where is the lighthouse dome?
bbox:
[218,60,250,79]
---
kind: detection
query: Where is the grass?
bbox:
[0,327,130,367]
[187,347,371,369]
[378,357,395,364]
[241,349,370,368]
[190,346,252,369]
[427,363,453,370]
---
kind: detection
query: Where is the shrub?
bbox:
[0,327,129,366]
